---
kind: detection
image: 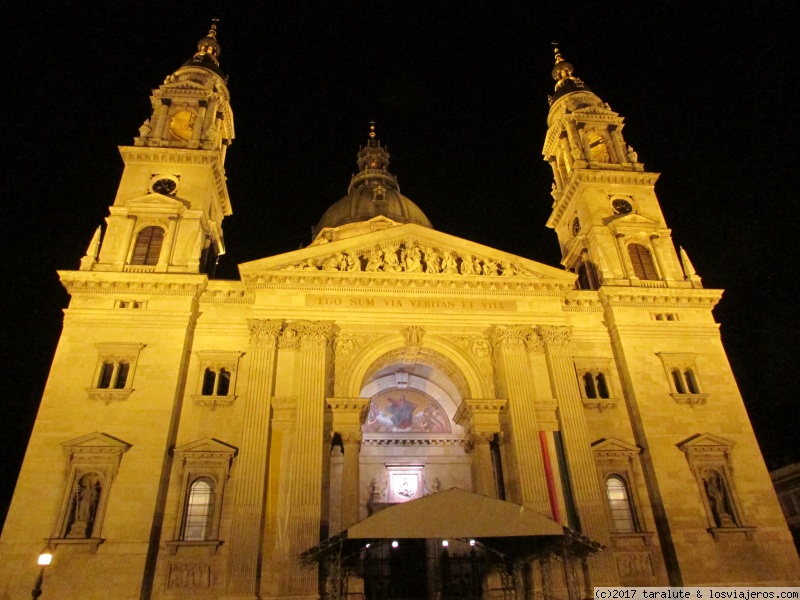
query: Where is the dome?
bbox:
[316,187,432,231]
[312,127,433,241]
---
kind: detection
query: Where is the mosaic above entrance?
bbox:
[363,388,451,434]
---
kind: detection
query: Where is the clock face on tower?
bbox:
[612,198,634,215]
[150,176,179,196]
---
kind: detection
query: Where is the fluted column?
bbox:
[327,398,369,531]
[283,321,334,597]
[455,398,507,498]
[224,319,283,599]
[537,325,617,586]
[490,326,551,516]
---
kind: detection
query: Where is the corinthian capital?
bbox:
[247,319,283,349]
[490,325,541,353]
[297,320,335,349]
[536,325,573,353]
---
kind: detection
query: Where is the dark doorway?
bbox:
[364,539,428,599]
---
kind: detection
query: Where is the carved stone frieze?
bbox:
[536,325,573,352]
[247,318,283,349]
[281,241,538,278]
[86,388,134,404]
[192,395,237,410]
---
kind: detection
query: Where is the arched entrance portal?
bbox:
[358,355,470,519]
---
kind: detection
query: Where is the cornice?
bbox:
[63,310,199,328]
[119,146,222,166]
[242,271,573,296]
[599,287,723,309]
[58,271,208,297]
[548,169,660,229]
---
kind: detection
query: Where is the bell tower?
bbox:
[80,21,235,276]
[542,48,700,290]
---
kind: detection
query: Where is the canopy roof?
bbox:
[302,488,604,563]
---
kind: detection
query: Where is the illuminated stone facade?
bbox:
[0,31,798,600]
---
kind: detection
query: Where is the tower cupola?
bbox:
[312,124,432,243]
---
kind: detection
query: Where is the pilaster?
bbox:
[490,325,551,516]
[455,398,507,498]
[326,398,369,530]
[537,325,618,586]
[282,321,334,597]
[224,319,283,599]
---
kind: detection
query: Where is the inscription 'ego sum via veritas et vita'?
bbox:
[307,295,516,311]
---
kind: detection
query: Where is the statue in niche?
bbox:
[323,252,344,271]
[67,473,102,538]
[703,469,736,527]
[383,248,402,272]
[441,250,458,274]
[344,251,361,271]
[424,247,441,273]
[483,259,499,276]
[403,245,423,273]
[500,261,516,276]
[626,145,639,163]
[366,249,384,272]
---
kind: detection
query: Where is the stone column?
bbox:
[156,216,178,272]
[455,398,507,498]
[327,398,369,530]
[536,325,617,586]
[615,234,637,281]
[116,215,137,268]
[283,321,334,598]
[608,126,628,164]
[224,319,283,599]
[490,326,551,516]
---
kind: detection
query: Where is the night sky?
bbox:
[2,3,798,526]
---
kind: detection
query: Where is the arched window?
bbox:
[217,369,231,396]
[201,368,216,396]
[586,130,610,163]
[684,369,699,394]
[628,243,659,280]
[671,368,686,394]
[606,475,636,532]
[182,478,215,541]
[131,226,164,266]
[97,361,130,389]
[583,372,597,399]
[98,362,114,389]
[596,373,610,399]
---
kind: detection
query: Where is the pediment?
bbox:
[61,432,132,453]
[174,438,238,457]
[677,433,735,452]
[591,438,641,455]
[239,223,574,283]
[606,212,662,231]
[125,193,188,212]
[161,79,210,93]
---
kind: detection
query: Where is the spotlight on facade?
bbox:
[469,539,476,546]
[441,540,449,547]
[391,540,399,548]
[365,543,370,548]
[31,545,53,599]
